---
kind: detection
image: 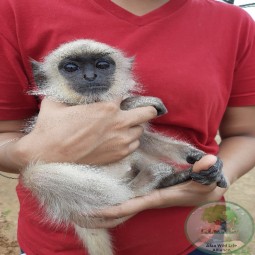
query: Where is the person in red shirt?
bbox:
[0,0,255,254]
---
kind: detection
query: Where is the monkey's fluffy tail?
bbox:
[75,226,114,255]
[21,162,134,224]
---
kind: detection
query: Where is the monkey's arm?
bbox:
[140,132,228,188]
[121,96,205,164]
[121,96,167,116]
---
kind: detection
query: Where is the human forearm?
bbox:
[0,132,25,173]
[218,135,255,185]
[218,106,255,185]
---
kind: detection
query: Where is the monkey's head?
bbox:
[31,40,139,104]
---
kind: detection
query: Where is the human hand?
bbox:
[87,155,228,228]
[15,98,157,167]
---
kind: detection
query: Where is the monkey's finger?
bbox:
[124,106,158,126]
[216,174,229,188]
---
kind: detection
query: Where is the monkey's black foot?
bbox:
[121,96,167,116]
[190,157,229,188]
[186,150,205,164]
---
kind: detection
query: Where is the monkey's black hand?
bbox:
[121,96,167,116]
[190,156,228,188]
[186,150,204,164]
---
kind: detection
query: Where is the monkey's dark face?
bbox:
[58,54,116,94]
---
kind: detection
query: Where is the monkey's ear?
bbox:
[30,59,46,88]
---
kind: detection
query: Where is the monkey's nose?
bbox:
[84,73,97,81]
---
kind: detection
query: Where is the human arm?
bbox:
[88,106,255,228]
[0,120,25,173]
[0,98,157,174]
[218,106,255,183]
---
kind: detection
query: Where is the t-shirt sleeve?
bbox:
[228,14,255,107]
[0,34,39,120]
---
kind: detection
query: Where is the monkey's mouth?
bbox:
[73,85,110,94]
[87,85,109,90]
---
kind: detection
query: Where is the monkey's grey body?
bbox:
[22,39,228,255]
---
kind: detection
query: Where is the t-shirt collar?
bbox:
[91,0,189,26]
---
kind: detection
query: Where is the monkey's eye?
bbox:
[96,61,110,70]
[63,63,79,72]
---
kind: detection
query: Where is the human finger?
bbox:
[72,217,120,229]
[96,180,222,219]
[96,190,164,219]
[192,154,218,173]
[72,214,134,229]
[124,106,158,126]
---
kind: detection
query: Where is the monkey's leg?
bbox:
[158,157,228,188]
[74,225,114,255]
[129,154,194,193]
[140,130,205,165]
[157,169,191,188]
[128,152,192,195]
[138,132,228,188]
[130,156,227,190]
[129,161,174,196]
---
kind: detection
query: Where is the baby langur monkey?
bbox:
[22,39,228,255]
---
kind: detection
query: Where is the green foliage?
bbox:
[225,206,238,224]
[232,246,252,255]
[202,205,226,223]
[202,205,238,224]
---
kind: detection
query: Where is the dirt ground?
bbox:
[0,168,255,255]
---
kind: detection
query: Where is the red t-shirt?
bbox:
[0,0,255,254]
